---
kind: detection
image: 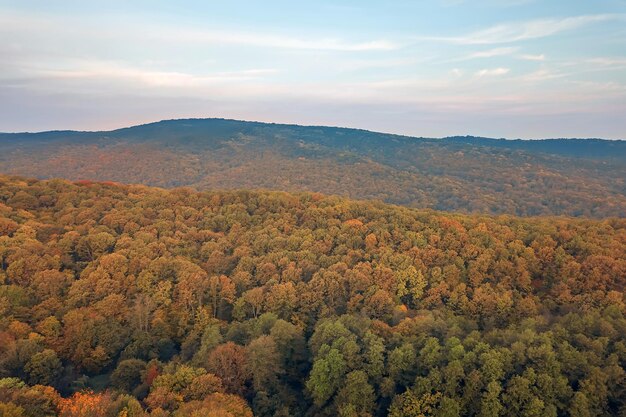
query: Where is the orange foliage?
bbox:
[58,391,112,417]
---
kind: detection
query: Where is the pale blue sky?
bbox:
[1,0,625,138]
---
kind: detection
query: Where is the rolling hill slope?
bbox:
[0,175,624,416]
[1,118,624,217]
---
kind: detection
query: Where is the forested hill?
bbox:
[0,175,624,416]
[1,118,624,218]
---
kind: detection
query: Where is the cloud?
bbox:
[329,57,422,72]
[438,47,518,64]
[586,57,626,67]
[450,68,464,77]
[468,47,518,58]
[415,14,625,44]
[167,29,399,51]
[555,57,626,74]
[1,6,625,138]
[24,60,279,88]
[520,69,566,82]
[475,68,510,77]
[0,11,400,53]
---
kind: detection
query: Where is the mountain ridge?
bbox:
[1,117,624,142]
[1,118,624,217]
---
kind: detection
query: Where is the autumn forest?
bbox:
[0,173,624,416]
[1,119,624,218]
[3,0,626,412]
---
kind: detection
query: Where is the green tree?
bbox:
[111,359,147,392]
[335,370,375,417]
[479,381,503,417]
[306,347,347,406]
[246,335,282,392]
[389,390,442,417]
[24,349,62,386]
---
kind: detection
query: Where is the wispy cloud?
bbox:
[520,69,567,82]
[415,14,625,44]
[0,11,400,53]
[438,47,518,64]
[30,61,279,87]
[450,68,464,77]
[518,53,546,61]
[330,57,422,72]
[555,57,626,74]
[1,4,625,138]
[468,47,519,58]
[475,68,510,77]
[586,57,626,67]
[167,29,400,51]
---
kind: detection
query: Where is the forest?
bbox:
[0,174,624,416]
[1,119,625,218]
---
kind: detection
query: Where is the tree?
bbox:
[363,331,385,382]
[0,218,19,237]
[264,282,297,320]
[75,232,116,262]
[111,359,147,392]
[181,373,224,401]
[7,191,38,210]
[306,347,346,406]
[269,319,307,383]
[208,275,236,319]
[479,381,503,417]
[191,324,223,366]
[396,266,426,308]
[207,342,249,395]
[58,391,113,417]
[335,370,375,417]
[246,335,282,392]
[0,402,27,417]
[388,390,442,417]
[24,349,62,387]
[173,393,253,417]
[241,288,264,319]
[388,343,417,387]
[569,392,592,417]
[502,375,545,417]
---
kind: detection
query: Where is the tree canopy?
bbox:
[0,175,624,416]
[1,119,624,218]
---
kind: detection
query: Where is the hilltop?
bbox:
[1,118,625,217]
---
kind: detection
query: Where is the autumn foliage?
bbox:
[1,118,624,218]
[58,391,110,417]
[0,175,624,416]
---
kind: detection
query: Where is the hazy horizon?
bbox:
[1,0,625,139]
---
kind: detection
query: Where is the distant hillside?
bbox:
[1,118,625,217]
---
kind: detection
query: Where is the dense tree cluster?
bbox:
[0,175,624,416]
[1,119,624,218]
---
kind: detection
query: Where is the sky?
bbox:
[1,0,625,139]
